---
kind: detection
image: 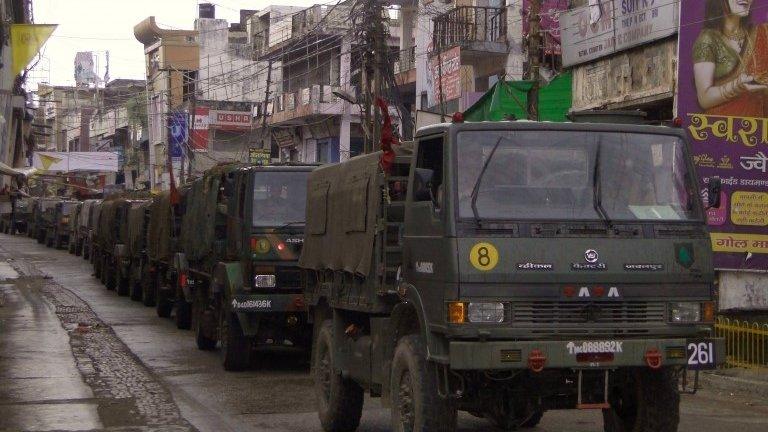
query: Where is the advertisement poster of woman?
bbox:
[679,0,768,270]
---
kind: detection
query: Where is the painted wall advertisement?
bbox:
[561,0,678,67]
[168,112,186,158]
[678,0,768,270]
[191,107,210,151]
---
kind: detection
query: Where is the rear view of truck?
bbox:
[301,121,724,432]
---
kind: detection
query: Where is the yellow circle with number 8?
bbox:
[469,242,499,271]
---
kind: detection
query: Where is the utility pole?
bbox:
[372,0,384,154]
[186,93,196,182]
[360,0,385,154]
[260,60,273,151]
[527,0,541,121]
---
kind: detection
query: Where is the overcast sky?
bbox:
[27,0,317,90]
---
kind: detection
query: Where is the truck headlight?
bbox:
[254,274,276,288]
[467,302,505,323]
[669,302,710,323]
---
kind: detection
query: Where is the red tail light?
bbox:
[528,349,546,372]
[644,348,662,369]
[179,272,188,288]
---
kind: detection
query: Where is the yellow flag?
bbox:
[11,24,57,77]
[38,153,62,171]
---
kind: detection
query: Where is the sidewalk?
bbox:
[700,368,768,399]
[0,263,103,431]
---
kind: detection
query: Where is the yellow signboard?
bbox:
[731,192,768,227]
[711,233,768,254]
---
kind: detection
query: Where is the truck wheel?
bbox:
[602,368,679,432]
[195,304,217,351]
[175,299,192,329]
[55,235,63,249]
[93,254,102,278]
[391,334,457,432]
[221,311,251,371]
[117,275,130,296]
[129,274,142,301]
[314,319,363,432]
[100,257,108,285]
[520,410,543,428]
[75,240,83,256]
[105,262,116,291]
[142,271,156,307]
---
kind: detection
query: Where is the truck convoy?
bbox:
[299,121,724,432]
[0,119,725,432]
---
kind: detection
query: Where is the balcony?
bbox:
[267,85,346,125]
[432,6,507,54]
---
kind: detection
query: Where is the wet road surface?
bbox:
[1,233,767,431]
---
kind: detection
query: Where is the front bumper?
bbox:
[448,337,725,370]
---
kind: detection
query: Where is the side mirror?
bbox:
[706,176,722,209]
[413,168,434,202]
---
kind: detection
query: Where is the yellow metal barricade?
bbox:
[715,316,768,370]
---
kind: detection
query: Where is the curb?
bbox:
[697,371,768,398]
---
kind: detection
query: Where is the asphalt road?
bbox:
[1,233,767,432]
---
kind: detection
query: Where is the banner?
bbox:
[11,24,56,77]
[191,107,210,151]
[678,0,768,270]
[209,110,252,131]
[32,152,118,172]
[168,112,187,158]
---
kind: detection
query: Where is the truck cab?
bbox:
[303,121,724,432]
[181,164,315,371]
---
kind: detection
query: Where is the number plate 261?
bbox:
[686,340,716,370]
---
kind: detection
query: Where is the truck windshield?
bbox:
[252,172,309,227]
[457,130,698,222]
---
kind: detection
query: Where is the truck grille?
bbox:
[512,301,666,325]
[509,301,669,338]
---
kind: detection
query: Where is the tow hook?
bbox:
[644,348,662,369]
[528,349,546,373]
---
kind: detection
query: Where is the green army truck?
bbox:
[87,200,104,262]
[0,195,30,234]
[98,198,148,295]
[126,201,151,301]
[300,121,725,432]
[32,197,60,244]
[93,200,116,286]
[170,164,315,371]
[67,202,83,254]
[145,190,184,315]
[73,199,100,257]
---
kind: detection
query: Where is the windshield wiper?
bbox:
[276,220,305,230]
[470,136,504,227]
[592,141,612,228]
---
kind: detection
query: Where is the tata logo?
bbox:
[563,285,621,298]
[584,249,599,263]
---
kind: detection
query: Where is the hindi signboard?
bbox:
[209,110,252,131]
[677,0,768,270]
[429,46,461,103]
[249,148,271,165]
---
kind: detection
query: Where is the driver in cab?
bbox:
[255,182,287,221]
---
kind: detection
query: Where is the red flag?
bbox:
[376,97,398,173]
[167,157,180,205]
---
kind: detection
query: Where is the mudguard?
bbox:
[212,261,244,298]
[173,253,191,301]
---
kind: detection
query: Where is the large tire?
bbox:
[116,274,130,296]
[602,368,680,432]
[129,273,142,301]
[93,253,102,279]
[195,300,217,351]
[314,319,363,432]
[155,272,172,318]
[175,299,192,330]
[104,260,116,291]
[221,311,251,371]
[391,334,457,432]
[142,270,156,307]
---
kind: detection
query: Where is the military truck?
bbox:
[165,164,314,370]
[126,201,151,301]
[300,121,725,432]
[32,197,59,244]
[144,190,182,313]
[97,198,148,295]
[66,202,83,254]
[0,195,30,234]
[93,200,116,286]
[73,199,100,257]
[85,200,103,261]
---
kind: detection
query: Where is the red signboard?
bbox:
[429,46,461,103]
[209,109,252,131]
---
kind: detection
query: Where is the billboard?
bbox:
[561,0,678,67]
[678,0,768,270]
[209,110,252,131]
[191,107,210,151]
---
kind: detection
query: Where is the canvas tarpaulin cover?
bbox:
[179,172,223,262]
[147,191,173,262]
[127,202,150,257]
[463,72,572,122]
[300,145,412,277]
